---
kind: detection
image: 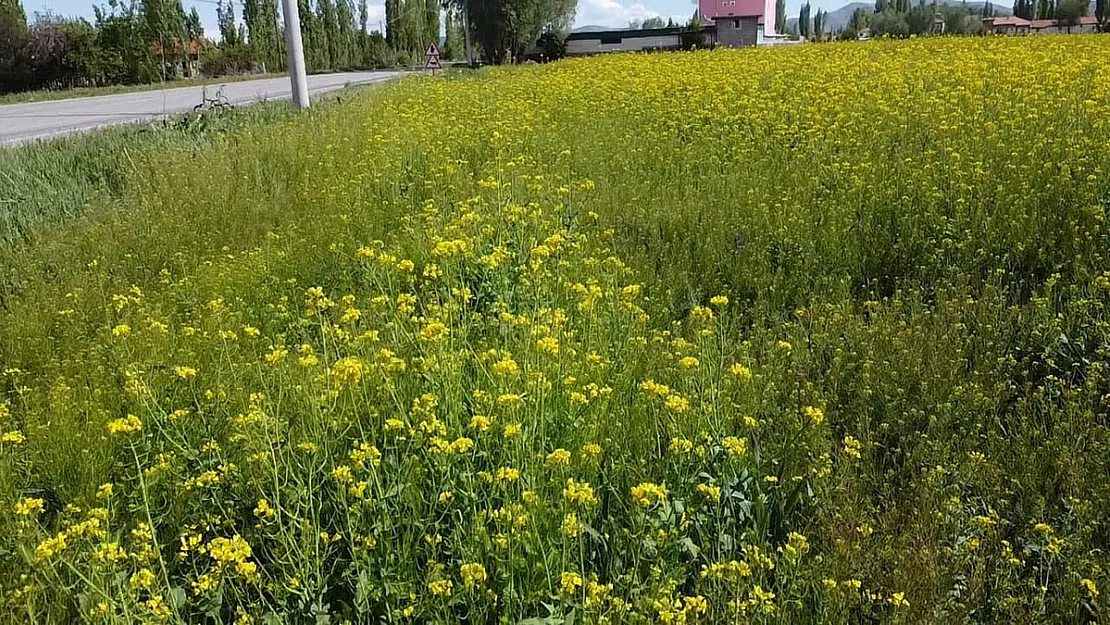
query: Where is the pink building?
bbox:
[698,0,776,44]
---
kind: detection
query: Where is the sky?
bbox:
[21,0,831,40]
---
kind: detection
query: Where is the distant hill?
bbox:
[571,25,625,33]
[786,0,1013,32]
[786,1,869,32]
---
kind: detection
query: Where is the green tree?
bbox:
[357,0,369,63]
[185,6,202,39]
[422,0,437,50]
[316,0,338,67]
[142,0,185,78]
[0,0,30,92]
[94,0,157,84]
[1056,0,1085,29]
[443,6,459,58]
[217,0,239,45]
[798,1,810,38]
[335,0,355,67]
[774,0,785,33]
[385,0,397,45]
[635,16,665,28]
[244,0,283,71]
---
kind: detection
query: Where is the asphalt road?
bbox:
[0,71,403,146]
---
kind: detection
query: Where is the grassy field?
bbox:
[0,74,288,106]
[1,36,1110,623]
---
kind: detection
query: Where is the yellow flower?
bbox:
[559,571,583,597]
[492,356,521,377]
[1081,578,1098,599]
[710,295,729,307]
[332,465,354,483]
[106,414,143,435]
[696,483,721,501]
[173,366,197,380]
[842,435,862,460]
[0,430,25,444]
[494,466,520,483]
[631,482,667,507]
[536,336,560,354]
[545,448,571,467]
[207,535,253,567]
[14,497,44,516]
[561,513,584,536]
[503,423,522,438]
[669,437,694,455]
[678,356,700,370]
[254,499,275,519]
[781,532,809,559]
[265,347,289,363]
[96,482,114,499]
[427,579,453,597]
[331,357,366,385]
[460,563,487,588]
[111,324,131,337]
[664,394,689,414]
[471,415,493,431]
[722,436,747,457]
[419,321,449,342]
[498,394,525,408]
[639,380,670,397]
[728,363,752,381]
[130,568,156,591]
[145,594,171,621]
[564,478,599,507]
[35,532,68,560]
[803,406,824,425]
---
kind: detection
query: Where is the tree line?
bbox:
[818,0,1105,40]
[0,0,575,95]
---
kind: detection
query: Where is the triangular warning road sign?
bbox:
[424,55,443,70]
[425,41,441,57]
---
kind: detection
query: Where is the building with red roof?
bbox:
[984,15,1102,34]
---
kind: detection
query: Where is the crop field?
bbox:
[2,36,1110,623]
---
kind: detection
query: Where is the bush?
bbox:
[200,43,260,77]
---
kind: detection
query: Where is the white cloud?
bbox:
[573,0,688,28]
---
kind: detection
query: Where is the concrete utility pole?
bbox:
[281,0,311,108]
[463,0,474,66]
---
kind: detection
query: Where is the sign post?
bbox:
[424,41,443,72]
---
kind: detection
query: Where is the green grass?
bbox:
[1,37,1109,623]
[0,100,296,249]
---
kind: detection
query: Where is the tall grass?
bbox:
[1,37,1109,623]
